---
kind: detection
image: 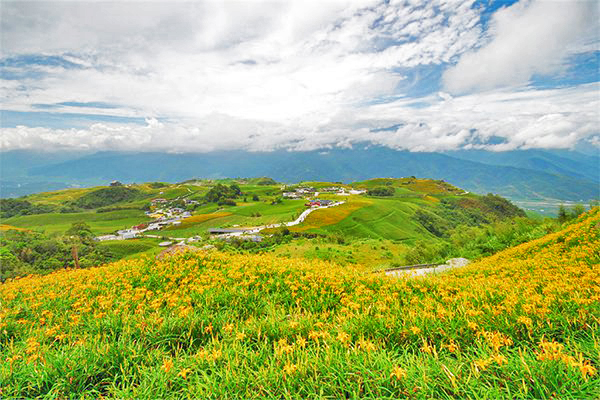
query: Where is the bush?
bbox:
[206,184,242,203]
[0,199,56,218]
[367,186,395,197]
[73,187,142,209]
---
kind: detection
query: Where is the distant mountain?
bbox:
[446,149,599,182]
[0,150,101,197]
[2,147,596,201]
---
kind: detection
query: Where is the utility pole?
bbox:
[71,241,80,269]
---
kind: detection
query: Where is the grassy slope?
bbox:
[97,238,165,260]
[307,198,431,241]
[1,209,598,398]
[2,209,151,235]
[10,182,290,237]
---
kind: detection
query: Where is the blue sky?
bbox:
[0,0,598,152]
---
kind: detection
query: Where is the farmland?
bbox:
[1,177,578,273]
[1,208,598,397]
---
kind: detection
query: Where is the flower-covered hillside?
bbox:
[1,209,598,398]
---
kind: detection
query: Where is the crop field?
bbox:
[166,200,307,237]
[288,198,371,233]
[25,187,101,206]
[1,209,597,398]
[0,224,29,232]
[273,238,411,268]
[2,209,151,235]
[354,178,464,196]
[179,212,234,226]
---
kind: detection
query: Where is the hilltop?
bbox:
[1,208,598,397]
[2,148,598,203]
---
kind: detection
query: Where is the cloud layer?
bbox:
[442,0,598,94]
[1,0,598,153]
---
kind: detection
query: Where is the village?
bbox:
[282,185,366,200]
[94,185,359,243]
[95,197,193,241]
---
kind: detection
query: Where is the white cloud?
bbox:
[0,0,598,154]
[0,1,480,122]
[443,0,599,94]
[3,83,598,153]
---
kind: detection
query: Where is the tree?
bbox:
[65,222,94,241]
[557,205,568,223]
[367,186,395,197]
[570,204,586,219]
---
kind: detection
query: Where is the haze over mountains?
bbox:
[2,147,597,202]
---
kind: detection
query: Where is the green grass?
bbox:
[2,209,151,235]
[98,238,163,259]
[299,197,434,241]
[164,200,307,237]
[272,238,413,269]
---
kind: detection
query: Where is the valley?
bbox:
[2,176,587,280]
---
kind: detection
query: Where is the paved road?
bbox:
[213,201,345,238]
[385,258,470,278]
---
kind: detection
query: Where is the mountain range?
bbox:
[1,147,598,202]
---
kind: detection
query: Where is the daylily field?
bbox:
[1,209,599,398]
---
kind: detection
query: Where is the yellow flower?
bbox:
[578,362,597,379]
[178,368,192,379]
[473,358,491,372]
[517,316,532,327]
[357,339,376,352]
[491,354,508,365]
[162,358,174,373]
[390,366,406,380]
[235,331,247,341]
[337,331,350,344]
[421,341,435,355]
[410,326,421,335]
[283,363,298,375]
[444,341,458,353]
[295,336,307,348]
[223,323,234,333]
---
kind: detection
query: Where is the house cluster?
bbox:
[283,186,367,199]
[95,203,192,242]
[322,187,368,195]
[305,199,333,207]
[282,187,316,199]
[151,198,168,205]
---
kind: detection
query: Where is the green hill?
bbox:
[1,177,572,277]
[2,148,597,201]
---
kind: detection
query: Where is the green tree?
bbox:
[557,205,568,223]
[570,204,586,219]
[65,222,94,241]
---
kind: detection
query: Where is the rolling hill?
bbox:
[2,147,598,201]
[1,177,548,276]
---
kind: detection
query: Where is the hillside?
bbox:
[1,209,598,397]
[2,147,598,201]
[1,178,546,277]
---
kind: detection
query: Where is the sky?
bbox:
[1,0,598,153]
